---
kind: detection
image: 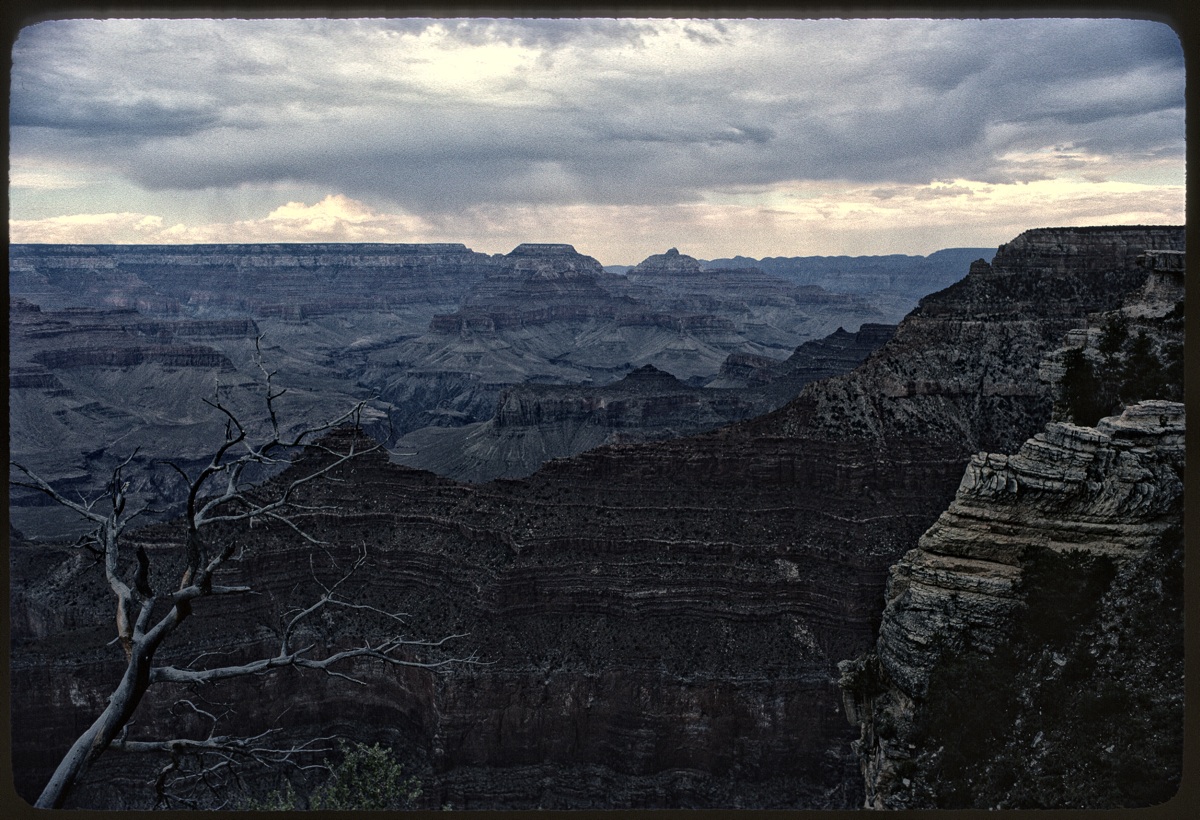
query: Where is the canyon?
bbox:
[8,226,1185,809]
[392,323,897,483]
[10,241,926,539]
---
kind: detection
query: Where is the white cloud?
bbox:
[10,179,1184,263]
[9,169,87,190]
[8,18,1186,256]
[10,195,431,245]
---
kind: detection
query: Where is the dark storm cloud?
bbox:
[10,95,221,138]
[10,17,1185,216]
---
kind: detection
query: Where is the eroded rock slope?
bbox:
[839,402,1185,809]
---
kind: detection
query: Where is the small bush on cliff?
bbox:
[1057,316,1181,426]
[248,741,422,810]
[912,537,1182,809]
[1019,549,1116,645]
[1059,349,1109,427]
[1118,330,1177,403]
[915,549,1118,806]
[1096,313,1128,363]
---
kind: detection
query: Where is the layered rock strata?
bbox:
[839,236,1186,809]
[390,365,766,483]
[7,297,388,539]
[8,242,500,317]
[839,401,1185,808]
[11,242,892,536]
[366,245,890,439]
[393,322,898,484]
[773,227,1183,455]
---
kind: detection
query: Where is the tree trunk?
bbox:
[35,644,153,808]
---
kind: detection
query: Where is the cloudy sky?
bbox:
[9,16,1186,264]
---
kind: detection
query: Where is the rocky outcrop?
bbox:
[1039,246,1185,424]
[838,245,1186,808]
[627,246,704,275]
[839,402,1185,809]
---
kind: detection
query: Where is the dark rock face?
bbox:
[710,322,896,398]
[838,244,1186,809]
[768,226,1183,455]
[391,365,767,483]
[8,226,1184,810]
[394,323,897,484]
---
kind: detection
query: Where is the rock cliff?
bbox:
[770,226,1183,455]
[838,239,1186,808]
[839,402,1184,809]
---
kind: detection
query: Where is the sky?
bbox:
[8,16,1186,265]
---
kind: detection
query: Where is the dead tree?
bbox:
[11,364,470,809]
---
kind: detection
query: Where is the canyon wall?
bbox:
[8,226,1185,809]
[839,242,1186,809]
[392,323,897,483]
[839,401,1185,809]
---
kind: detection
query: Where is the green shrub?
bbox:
[247,740,422,811]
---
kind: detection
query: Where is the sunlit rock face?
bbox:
[9,226,1184,810]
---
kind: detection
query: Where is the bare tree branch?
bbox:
[15,365,472,810]
[110,727,339,810]
[154,544,476,686]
